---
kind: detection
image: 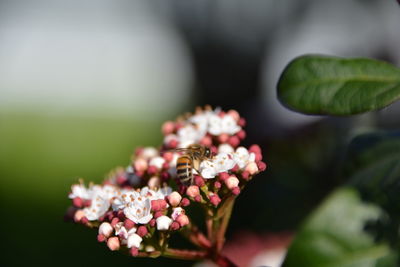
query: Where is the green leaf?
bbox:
[277,55,400,115]
[283,188,394,267]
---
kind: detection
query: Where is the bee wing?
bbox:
[163,148,192,153]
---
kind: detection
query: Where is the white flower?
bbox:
[218,144,234,154]
[83,192,110,221]
[149,156,165,169]
[114,222,137,240]
[177,125,202,148]
[189,109,217,136]
[141,147,159,159]
[69,184,89,199]
[98,222,113,237]
[124,198,153,224]
[233,147,256,169]
[112,190,140,211]
[199,153,236,179]
[209,115,241,136]
[127,233,143,248]
[171,207,184,220]
[156,215,173,231]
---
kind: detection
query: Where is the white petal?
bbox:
[171,207,183,220]
[149,156,165,169]
[142,147,159,159]
[218,144,234,154]
[127,233,143,248]
[208,115,223,135]
[221,116,240,135]
[156,216,173,231]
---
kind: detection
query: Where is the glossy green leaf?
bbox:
[283,188,393,267]
[278,55,400,115]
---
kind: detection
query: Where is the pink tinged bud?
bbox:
[238,118,246,127]
[170,221,180,231]
[219,172,229,181]
[137,226,148,237]
[99,222,113,237]
[194,195,202,202]
[97,234,106,243]
[228,136,240,147]
[134,158,148,172]
[162,121,175,135]
[116,175,127,185]
[106,211,115,221]
[194,176,205,187]
[107,237,120,251]
[130,247,139,257]
[214,181,221,189]
[241,171,250,180]
[257,161,267,172]
[168,191,182,207]
[232,186,241,195]
[180,198,190,207]
[237,130,246,140]
[231,164,239,172]
[111,217,120,227]
[227,110,240,122]
[211,146,218,154]
[162,162,170,169]
[210,194,221,207]
[149,219,156,227]
[163,151,174,162]
[225,176,240,189]
[168,139,178,149]
[176,214,189,227]
[154,211,164,218]
[186,185,200,198]
[151,199,167,212]
[200,136,212,147]
[124,219,135,230]
[156,216,173,231]
[127,233,143,248]
[81,217,89,224]
[148,176,160,189]
[218,111,226,117]
[249,144,262,154]
[255,153,263,162]
[218,133,230,143]
[147,166,158,175]
[83,199,92,207]
[161,172,170,182]
[73,197,83,208]
[117,210,125,220]
[135,147,144,156]
[245,162,259,175]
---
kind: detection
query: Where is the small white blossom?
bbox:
[98,222,113,237]
[200,153,236,179]
[171,207,184,220]
[149,156,165,169]
[112,190,140,211]
[177,125,202,148]
[156,215,173,231]
[209,115,241,136]
[115,222,137,243]
[69,184,90,199]
[233,147,256,169]
[83,192,110,221]
[124,198,153,224]
[127,233,143,248]
[141,147,159,159]
[218,144,234,154]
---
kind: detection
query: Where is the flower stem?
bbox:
[162,248,207,261]
[180,223,212,249]
[215,196,235,253]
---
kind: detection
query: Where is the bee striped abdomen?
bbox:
[176,155,192,185]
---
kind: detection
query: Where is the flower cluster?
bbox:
[66,106,266,260]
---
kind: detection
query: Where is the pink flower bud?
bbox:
[210,194,221,207]
[211,146,218,154]
[255,153,263,162]
[83,199,92,207]
[161,171,170,182]
[148,176,160,188]
[238,118,246,127]
[186,185,200,198]
[116,175,127,185]
[241,171,250,180]
[225,176,239,189]
[163,151,174,162]
[151,199,168,211]
[194,176,205,187]
[147,166,158,175]
[99,222,113,237]
[228,136,240,147]
[135,147,144,156]
[170,221,180,231]
[149,219,156,227]
[72,197,83,208]
[245,162,259,175]
[130,247,139,257]
[162,162,170,169]
[107,237,120,251]
[237,130,246,140]
[214,181,221,189]
[176,214,190,227]
[162,121,175,135]
[194,195,202,202]
[137,226,148,237]
[124,219,135,230]
[111,217,120,227]
[227,110,240,122]
[218,172,229,181]
[200,136,212,147]
[154,211,164,218]
[117,210,125,220]
[257,161,267,171]
[81,216,89,224]
[106,211,115,221]
[180,198,190,207]
[168,139,178,149]
[134,158,148,172]
[97,234,106,242]
[218,133,230,143]
[231,164,239,172]
[249,144,261,154]
[232,186,241,195]
[168,191,182,207]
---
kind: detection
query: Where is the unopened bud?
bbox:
[107,237,120,251]
[168,191,182,207]
[245,162,259,175]
[232,186,241,195]
[176,214,190,227]
[134,158,148,172]
[257,161,267,171]
[137,226,148,237]
[73,210,85,222]
[194,176,205,187]
[180,198,190,207]
[237,130,246,140]
[162,121,175,135]
[130,247,139,257]
[73,197,83,208]
[218,133,230,143]
[227,110,240,122]
[156,216,173,231]
[99,222,113,237]
[170,221,180,231]
[124,219,135,230]
[218,172,229,181]
[148,176,160,189]
[228,136,240,147]
[194,195,202,202]
[97,234,106,242]
[127,233,142,248]
[186,185,200,198]
[225,176,239,189]
[210,194,221,206]
[241,171,250,180]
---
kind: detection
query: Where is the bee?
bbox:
[171,144,212,185]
